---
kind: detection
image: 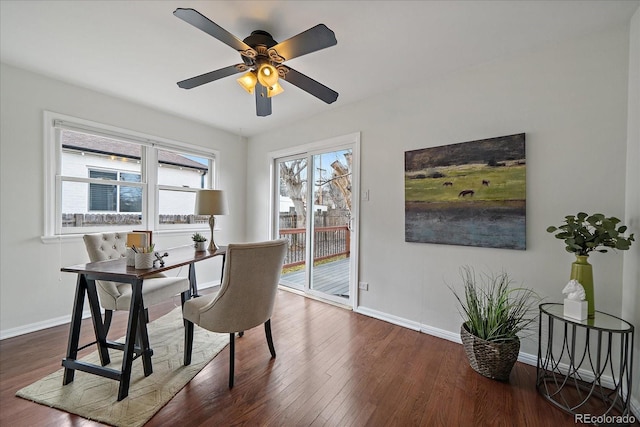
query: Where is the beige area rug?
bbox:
[16,307,228,427]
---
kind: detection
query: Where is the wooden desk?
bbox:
[60,245,226,401]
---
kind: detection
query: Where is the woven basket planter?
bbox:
[460,323,520,381]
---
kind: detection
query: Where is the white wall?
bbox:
[623,5,640,414]
[246,25,632,362]
[0,63,247,336]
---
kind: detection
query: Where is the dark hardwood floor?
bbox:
[0,289,617,426]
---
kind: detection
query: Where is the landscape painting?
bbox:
[404,134,526,250]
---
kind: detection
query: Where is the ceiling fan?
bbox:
[173,8,339,117]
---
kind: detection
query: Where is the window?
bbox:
[156,149,210,226]
[88,169,142,212]
[44,112,218,236]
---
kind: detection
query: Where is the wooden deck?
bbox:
[280,257,350,298]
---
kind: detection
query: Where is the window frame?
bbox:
[43,111,219,239]
[154,146,215,231]
[87,168,143,213]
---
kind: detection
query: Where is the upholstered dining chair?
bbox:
[182,239,287,388]
[83,232,190,333]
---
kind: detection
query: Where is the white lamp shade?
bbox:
[195,190,229,215]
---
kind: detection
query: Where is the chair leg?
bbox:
[229,333,235,388]
[180,290,191,326]
[181,290,195,366]
[103,310,113,335]
[180,290,191,308]
[184,320,194,366]
[265,319,276,358]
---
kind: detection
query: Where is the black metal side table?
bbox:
[536,303,635,424]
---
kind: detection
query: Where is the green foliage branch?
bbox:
[546,213,634,256]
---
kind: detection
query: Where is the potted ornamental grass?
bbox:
[547,212,634,318]
[450,266,538,381]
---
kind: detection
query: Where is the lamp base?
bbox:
[208,215,220,251]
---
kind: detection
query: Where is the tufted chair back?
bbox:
[83,232,129,310]
[182,239,287,387]
[192,239,287,333]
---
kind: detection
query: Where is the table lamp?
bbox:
[195,189,228,251]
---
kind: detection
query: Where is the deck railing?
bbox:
[279,226,350,267]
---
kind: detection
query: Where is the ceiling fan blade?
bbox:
[271,24,337,61]
[177,65,245,89]
[255,83,272,117]
[281,67,338,104]
[174,8,254,54]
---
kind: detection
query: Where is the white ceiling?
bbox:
[1,1,638,137]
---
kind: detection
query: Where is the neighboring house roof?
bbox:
[61,130,208,171]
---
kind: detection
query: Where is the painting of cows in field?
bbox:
[405,134,526,250]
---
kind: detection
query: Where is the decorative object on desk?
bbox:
[132,229,152,246]
[195,189,229,251]
[562,279,587,320]
[16,307,229,427]
[192,232,208,251]
[126,231,150,249]
[126,247,135,266]
[450,266,538,381]
[134,252,154,269]
[547,212,634,318]
[153,251,169,267]
[133,243,156,269]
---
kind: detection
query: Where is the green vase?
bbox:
[570,255,594,318]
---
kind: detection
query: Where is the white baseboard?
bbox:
[0,280,220,341]
[420,323,462,344]
[420,323,541,367]
[354,306,422,331]
[0,309,93,340]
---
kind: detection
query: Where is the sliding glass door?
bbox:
[273,137,358,306]
[276,155,309,293]
[308,149,352,299]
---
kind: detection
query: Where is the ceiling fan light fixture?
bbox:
[267,81,284,98]
[257,63,279,88]
[236,71,258,94]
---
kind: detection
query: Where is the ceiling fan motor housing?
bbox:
[243,30,277,49]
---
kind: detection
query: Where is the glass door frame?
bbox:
[269,133,360,309]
